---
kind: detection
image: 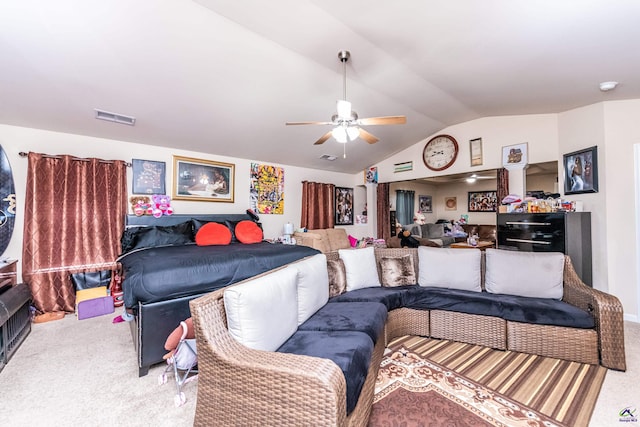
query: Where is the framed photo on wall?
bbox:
[172,155,235,202]
[335,187,354,225]
[132,159,166,195]
[563,146,598,195]
[502,142,528,167]
[444,196,457,211]
[468,191,498,212]
[419,195,432,213]
[469,138,483,166]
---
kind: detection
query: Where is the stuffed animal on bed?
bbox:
[129,195,153,216]
[151,194,173,218]
[398,229,419,248]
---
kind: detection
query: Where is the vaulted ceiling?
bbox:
[1,0,639,173]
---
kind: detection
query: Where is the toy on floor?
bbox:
[159,318,198,407]
[398,229,419,248]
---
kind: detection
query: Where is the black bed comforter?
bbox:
[118,242,319,308]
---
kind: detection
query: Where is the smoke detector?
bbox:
[599,81,618,92]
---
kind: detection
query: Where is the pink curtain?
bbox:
[376,183,390,240]
[300,181,335,229]
[22,153,127,313]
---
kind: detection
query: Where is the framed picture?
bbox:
[418,195,432,213]
[132,159,166,195]
[444,196,457,211]
[364,166,378,184]
[563,146,598,195]
[468,191,498,212]
[335,187,354,225]
[172,155,235,202]
[502,142,528,167]
[470,138,483,166]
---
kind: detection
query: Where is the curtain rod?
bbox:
[18,152,132,167]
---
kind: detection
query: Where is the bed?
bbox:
[117,213,320,376]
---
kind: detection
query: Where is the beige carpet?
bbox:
[0,313,637,426]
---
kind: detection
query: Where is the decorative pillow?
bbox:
[426,223,445,238]
[348,234,358,248]
[327,259,347,297]
[403,224,422,237]
[224,267,298,351]
[485,249,564,299]
[380,255,417,287]
[234,220,263,244]
[195,222,232,246]
[338,247,381,291]
[120,221,194,254]
[417,246,481,292]
[290,254,329,325]
[191,219,211,233]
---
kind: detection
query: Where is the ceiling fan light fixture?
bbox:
[347,126,360,141]
[332,126,348,143]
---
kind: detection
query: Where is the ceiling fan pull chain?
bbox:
[343,143,346,159]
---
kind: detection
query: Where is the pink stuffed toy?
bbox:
[130,196,153,216]
[152,194,174,218]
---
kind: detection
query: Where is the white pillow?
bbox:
[290,254,329,325]
[224,267,298,351]
[338,247,381,291]
[417,246,481,292]
[485,249,564,299]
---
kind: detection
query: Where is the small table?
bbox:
[449,241,494,250]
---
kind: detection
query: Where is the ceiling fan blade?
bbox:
[286,121,333,126]
[314,131,333,145]
[358,116,407,126]
[358,128,379,144]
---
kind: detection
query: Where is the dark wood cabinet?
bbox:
[497,212,592,286]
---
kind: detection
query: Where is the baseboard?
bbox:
[623,313,638,323]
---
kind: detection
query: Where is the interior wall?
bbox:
[388,180,438,225]
[434,180,498,225]
[526,173,557,194]
[0,124,366,280]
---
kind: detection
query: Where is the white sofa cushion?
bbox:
[224,267,298,351]
[290,254,330,325]
[417,246,482,292]
[339,247,381,291]
[485,249,564,299]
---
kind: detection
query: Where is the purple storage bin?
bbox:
[77,296,114,320]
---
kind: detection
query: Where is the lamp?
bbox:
[283,222,294,244]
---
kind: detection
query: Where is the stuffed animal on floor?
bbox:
[129,195,153,216]
[398,229,419,248]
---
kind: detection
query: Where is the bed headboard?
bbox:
[126,213,255,227]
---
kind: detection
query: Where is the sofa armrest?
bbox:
[562,256,626,371]
[190,289,347,425]
[294,231,329,253]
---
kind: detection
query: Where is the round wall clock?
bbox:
[422,134,459,171]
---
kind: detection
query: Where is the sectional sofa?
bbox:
[189,247,626,426]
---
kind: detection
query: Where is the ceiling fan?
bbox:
[286,50,406,146]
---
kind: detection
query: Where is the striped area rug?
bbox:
[371,336,607,427]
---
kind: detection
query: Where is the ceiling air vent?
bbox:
[320,154,337,161]
[94,109,136,126]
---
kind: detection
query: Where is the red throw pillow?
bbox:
[235,220,263,244]
[195,222,232,246]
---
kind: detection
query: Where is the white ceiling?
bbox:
[1,0,638,174]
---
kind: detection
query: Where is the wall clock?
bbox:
[422,134,459,171]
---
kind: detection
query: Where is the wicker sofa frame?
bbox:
[189,248,626,426]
